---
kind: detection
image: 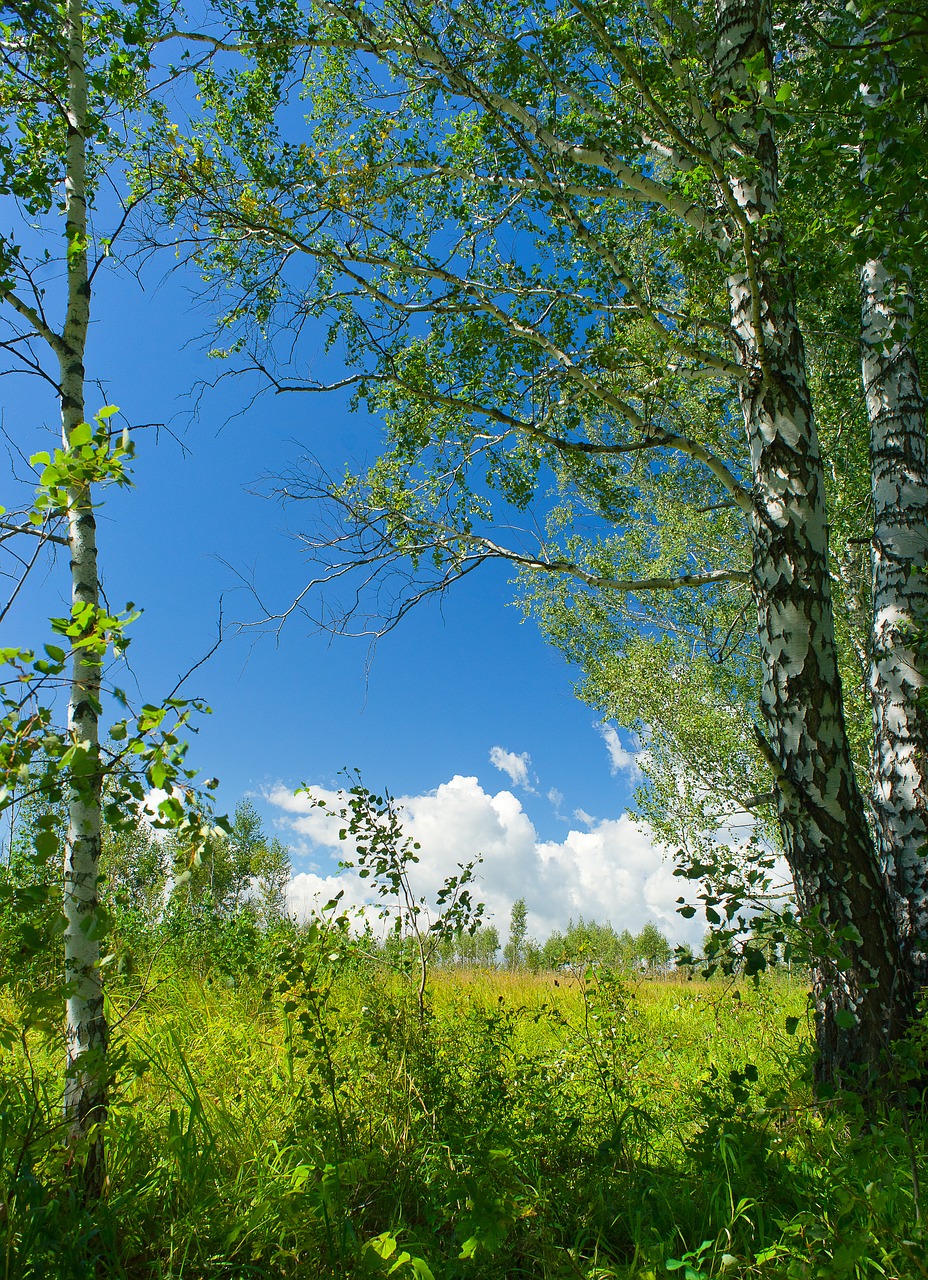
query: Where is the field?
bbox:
[1,954,926,1280]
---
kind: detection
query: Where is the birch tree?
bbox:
[853,8,928,981]
[0,0,221,1196]
[0,0,132,1196]
[158,0,928,1084]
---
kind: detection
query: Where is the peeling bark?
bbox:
[714,0,912,1082]
[60,0,107,1199]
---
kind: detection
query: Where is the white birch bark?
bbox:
[857,43,928,976]
[713,0,909,1079]
[60,0,107,1194]
[862,259,928,973]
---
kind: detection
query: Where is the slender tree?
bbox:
[256,836,292,925]
[0,0,223,1194]
[636,923,672,971]
[504,897,528,969]
[0,0,134,1195]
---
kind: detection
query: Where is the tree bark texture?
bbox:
[853,34,928,985]
[861,268,928,985]
[61,0,107,1199]
[713,0,913,1081]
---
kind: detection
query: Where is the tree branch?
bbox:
[0,283,66,357]
[448,528,751,595]
[0,520,69,548]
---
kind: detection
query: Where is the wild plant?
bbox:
[304,772,484,1020]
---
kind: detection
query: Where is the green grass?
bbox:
[1,960,925,1279]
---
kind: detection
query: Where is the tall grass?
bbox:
[0,958,925,1279]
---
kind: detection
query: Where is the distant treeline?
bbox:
[2,794,680,981]
[363,915,673,972]
[382,900,675,973]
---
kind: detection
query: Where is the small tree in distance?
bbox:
[504,897,528,970]
[636,922,672,972]
[257,837,292,927]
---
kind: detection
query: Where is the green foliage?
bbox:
[101,814,170,922]
[433,924,500,969]
[257,835,292,927]
[0,791,65,1020]
[0,402,225,1058]
[307,771,485,1015]
[153,0,928,1006]
[0,0,158,217]
[503,897,528,969]
[1,962,925,1278]
[539,917,672,974]
[169,798,292,920]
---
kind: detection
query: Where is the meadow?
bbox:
[1,936,926,1280]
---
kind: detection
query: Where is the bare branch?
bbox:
[0,283,65,357]
[0,520,69,548]
[445,528,751,594]
[0,529,49,626]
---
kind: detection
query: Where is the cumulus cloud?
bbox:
[268,774,705,947]
[287,869,379,923]
[267,783,346,844]
[489,746,536,792]
[598,724,642,775]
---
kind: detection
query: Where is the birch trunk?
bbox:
[60,0,107,1198]
[714,0,911,1082]
[861,259,928,980]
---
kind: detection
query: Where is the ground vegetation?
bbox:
[2,933,926,1278]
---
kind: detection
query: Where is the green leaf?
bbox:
[69,422,93,447]
[34,830,58,863]
[367,1233,398,1261]
[834,1008,858,1030]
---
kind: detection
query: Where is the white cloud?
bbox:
[266,783,346,844]
[268,774,705,947]
[598,724,642,775]
[546,787,565,818]
[534,819,689,941]
[287,869,379,923]
[142,786,177,822]
[489,746,536,792]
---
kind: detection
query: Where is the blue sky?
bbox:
[1,220,705,946]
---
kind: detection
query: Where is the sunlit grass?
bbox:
[1,961,925,1279]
